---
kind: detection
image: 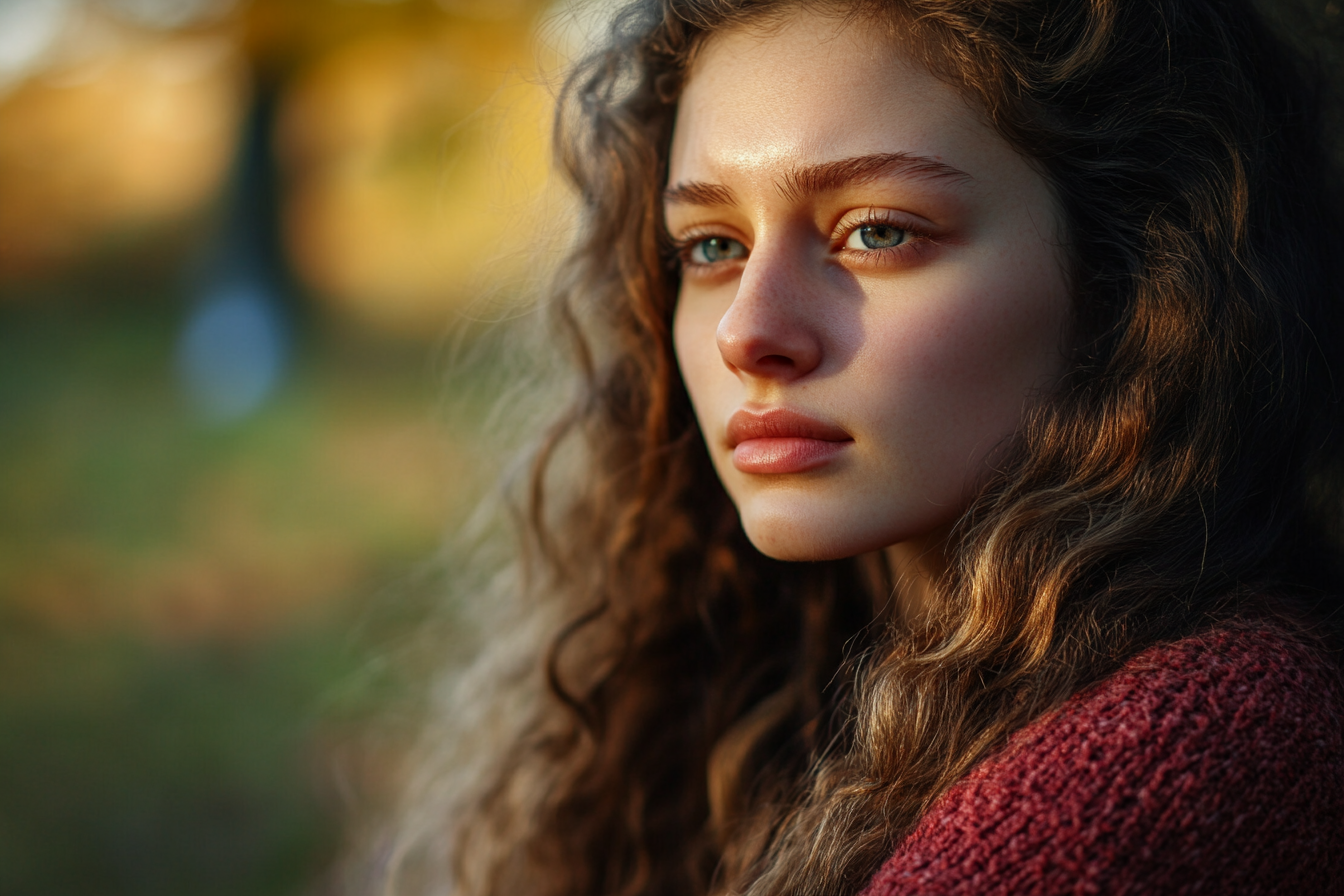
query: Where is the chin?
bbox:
[739,510,879,562]
[735,492,959,562]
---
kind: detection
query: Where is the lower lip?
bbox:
[732,438,852,474]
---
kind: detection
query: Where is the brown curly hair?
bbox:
[373,1,1344,894]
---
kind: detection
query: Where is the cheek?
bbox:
[858,248,1070,460]
[673,289,727,411]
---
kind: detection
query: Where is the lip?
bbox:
[726,407,853,474]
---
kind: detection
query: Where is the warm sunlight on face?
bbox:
[668,7,1072,562]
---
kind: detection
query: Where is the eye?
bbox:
[688,236,748,264]
[845,223,909,250]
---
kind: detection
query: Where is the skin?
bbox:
[667,8,1072,601]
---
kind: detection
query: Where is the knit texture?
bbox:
[859,620,1344,896]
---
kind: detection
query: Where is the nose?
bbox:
[715,243,824,382]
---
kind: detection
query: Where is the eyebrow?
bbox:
[663,151,973,208]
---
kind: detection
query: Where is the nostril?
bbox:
[714,286,824,380]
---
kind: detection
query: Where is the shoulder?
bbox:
[861,618,1344,896]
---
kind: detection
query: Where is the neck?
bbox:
[884,525,952,627]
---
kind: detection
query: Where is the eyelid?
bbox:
[669,221,751,245]
[670,226,752,270]
[830,207,935,247]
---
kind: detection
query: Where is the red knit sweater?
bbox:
[859,620,1344,896]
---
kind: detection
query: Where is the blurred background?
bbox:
[0,0,592,892]
[0,0,1340,894]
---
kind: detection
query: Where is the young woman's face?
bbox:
[668,7,1072,562]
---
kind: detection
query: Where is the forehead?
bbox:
[667,7,1003,193]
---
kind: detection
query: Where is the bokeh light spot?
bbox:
[0,0,70,85]
[176,285,288,425]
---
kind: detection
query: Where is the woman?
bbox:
[374,0,1344,893]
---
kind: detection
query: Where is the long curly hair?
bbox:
[373,1,1344,894]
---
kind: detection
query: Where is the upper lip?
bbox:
[726,407,852,448]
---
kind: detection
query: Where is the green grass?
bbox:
[0,627,359,896]
[0,294,501,895]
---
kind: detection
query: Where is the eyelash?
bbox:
[671,209,933,273]
[835,209,933,260]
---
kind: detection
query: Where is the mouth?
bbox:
[726,407,853,474]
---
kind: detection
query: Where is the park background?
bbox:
[0,0,1340,894]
